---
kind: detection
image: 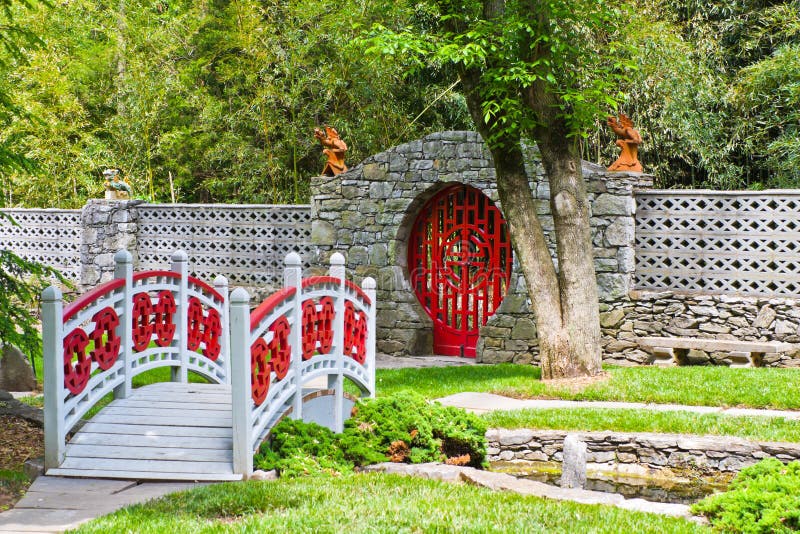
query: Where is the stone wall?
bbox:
[488,428,800,473]
[600,291,800,366]
[81,200,141,287]
[311,131,650,362]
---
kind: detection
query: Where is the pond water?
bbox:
[516,470,727,505]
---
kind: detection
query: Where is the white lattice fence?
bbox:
[136,204,313,287]
[635,191,800,297]
[0,209,82,282]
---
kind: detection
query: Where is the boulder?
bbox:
[0,344,37,392]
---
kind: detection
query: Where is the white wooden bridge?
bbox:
[43,250,376,481]
[48,383,238,481]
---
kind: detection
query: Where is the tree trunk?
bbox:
[453,0,603,380]
[525,80,603,379]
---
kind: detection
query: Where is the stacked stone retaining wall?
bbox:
[600,291,800,366]
[488,429,800,473]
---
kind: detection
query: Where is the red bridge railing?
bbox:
[42,250,230,470]
[229,252,376,477]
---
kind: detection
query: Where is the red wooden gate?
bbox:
[408,184,513,357]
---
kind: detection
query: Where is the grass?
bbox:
[483,408,800,443]
[71,474,708,534]
[376,364,800,409]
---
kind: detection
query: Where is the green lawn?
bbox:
[70,474,707,534]
[376,364,800,409]
[483,408,800,443]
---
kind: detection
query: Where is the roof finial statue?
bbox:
[103,168,132,200]
[606,113,643,173]
[314,125,347,176]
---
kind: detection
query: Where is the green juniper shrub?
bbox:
[340,392,487,468]
[430,404,488,466]
[254,418,352,477]
[340,392,439,465]
[691,457,800,533]
[254,392,488,477]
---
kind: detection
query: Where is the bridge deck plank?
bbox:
[50,383,238,481]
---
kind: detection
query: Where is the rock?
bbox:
[699,323,731,334]
[688,305,718,317]
[605,340,638,352]
[250,469,278,481]
[592,194,635,216]
[561,434,587,489]
[497,429,536,447]
[670,317,700,329]
[23,457,44,481]
[600,309,626,328]
[775,320,796,335]
[753,305,776,328]
[596,274,629,300]
[604,218,636,247]
[0,344,37,392]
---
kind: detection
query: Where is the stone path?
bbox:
[435,391,800,419]
[0,476,202,533]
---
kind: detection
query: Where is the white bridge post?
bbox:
[284,253,303,420]
[230,287,253,478]
[171,250,189,383]
[363,277,377,398]
[42,286,65,470]
[114,249,133,399]
[329,253,346,433]
[214,275,231,384]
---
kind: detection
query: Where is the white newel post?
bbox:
[363,277,377,398]
[284,252,303,420]
[230,287,253,478]
[214,275,231,384]
[171,250,189,383]
[114,249,133,399]
[42,286,64,470]
[329,252,346,433]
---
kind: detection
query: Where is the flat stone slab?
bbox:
[376,354,476,369]
[0,476,203,533]
[638,337,796,353]
[436,392,800,420]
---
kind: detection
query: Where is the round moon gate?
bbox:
[408,184,513,357]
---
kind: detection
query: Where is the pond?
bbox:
[493,463,730,505]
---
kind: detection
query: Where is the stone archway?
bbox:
[310,131,643,363]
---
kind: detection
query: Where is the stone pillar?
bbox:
[80,199,141,290]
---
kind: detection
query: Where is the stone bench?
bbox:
[638,337,797,368]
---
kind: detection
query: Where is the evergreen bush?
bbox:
[692,458,800,533]
[254,392,488,477]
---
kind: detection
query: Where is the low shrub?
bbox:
[341,392,488,467]
[691,457,800,533]
[253,418,352,477]
[254,392,488,477]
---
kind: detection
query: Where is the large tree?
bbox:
[365,0,632,378]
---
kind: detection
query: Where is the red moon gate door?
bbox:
[408,185,513,357]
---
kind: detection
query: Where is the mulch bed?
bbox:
[0,415,44,511]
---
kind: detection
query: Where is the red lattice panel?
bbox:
[408,184,513,357]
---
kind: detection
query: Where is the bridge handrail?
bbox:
[43,250,230,471]
[230,252,377,477]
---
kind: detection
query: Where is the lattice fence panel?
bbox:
[136,204,313,287]
[0,209,82,282]
[635,191,800,297]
